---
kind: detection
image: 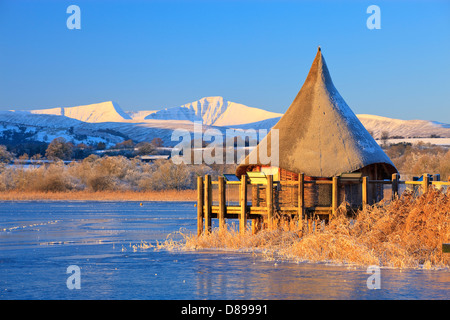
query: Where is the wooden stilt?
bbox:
[362,176,368,208]
[197,176,204,236]
[218,176,226,231]
[266,174,274,230]
[240,175,247,235]
[423,173,429,194]
[332,176,339,217]
[298,173,304,231]
[392,173,399,199]
[204,174,212,233]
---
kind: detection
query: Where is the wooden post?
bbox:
[332,176,339,217]
[239,175,247,235]
[422,173,429,194]
[218,176,226,231]
[362,176,368,208]
[391,173,399,199]
[266,174,274,230]
[197,176,204,236]
[298,173,304,231]
[251,184,260,234]
[204,174,212,233]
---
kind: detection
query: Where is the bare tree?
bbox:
[381,131,390,147]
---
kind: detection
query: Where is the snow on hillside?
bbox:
[1,110,83,128]
[145,96,283,126]
[213,101,282,127]
[126,110,158,121]
[30,101,132,123]
[357,114,450,139]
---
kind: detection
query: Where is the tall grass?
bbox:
[182,188,450,269]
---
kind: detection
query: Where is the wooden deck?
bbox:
[197,173,450,236]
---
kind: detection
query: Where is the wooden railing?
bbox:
[197,173,450,236]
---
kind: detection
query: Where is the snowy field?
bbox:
[376,138,450,146]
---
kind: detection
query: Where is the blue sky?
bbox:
[0,0,449,122]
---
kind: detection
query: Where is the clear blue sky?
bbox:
[0,0,449,122]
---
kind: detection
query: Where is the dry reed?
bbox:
[182,188,450,269]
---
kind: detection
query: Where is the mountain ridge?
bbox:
[144,96,283,126]
[28,101,132,123]
[3,97,450,148]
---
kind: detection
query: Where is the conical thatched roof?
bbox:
[236,47,397,178]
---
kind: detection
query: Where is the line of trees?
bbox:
[3,136,166,162]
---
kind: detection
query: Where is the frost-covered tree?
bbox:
[0,145,13,163]
[45,137,74,160]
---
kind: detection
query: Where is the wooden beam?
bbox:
[197,176,204,236]
[204,174,212,233]
[218,175,226,231]
[332,176,339,216]
[239,175,247,235]
[362,176,368,208]
[266,174,274,230]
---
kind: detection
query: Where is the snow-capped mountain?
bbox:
[1,97,449,148]
[144,96,282,126]
[30,101,132,123]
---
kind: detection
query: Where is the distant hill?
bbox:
[357,114,450,139]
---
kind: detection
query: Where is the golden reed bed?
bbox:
[182,188,450,269]
[0,189,197,201]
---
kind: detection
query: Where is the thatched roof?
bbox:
[236,47,397,178]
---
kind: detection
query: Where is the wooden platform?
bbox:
[197,173,450,236]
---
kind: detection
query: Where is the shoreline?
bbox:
[0,190,197,202]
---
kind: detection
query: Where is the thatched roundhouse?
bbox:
[236,47,398,209]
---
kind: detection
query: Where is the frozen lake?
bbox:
[0,201,448,300]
